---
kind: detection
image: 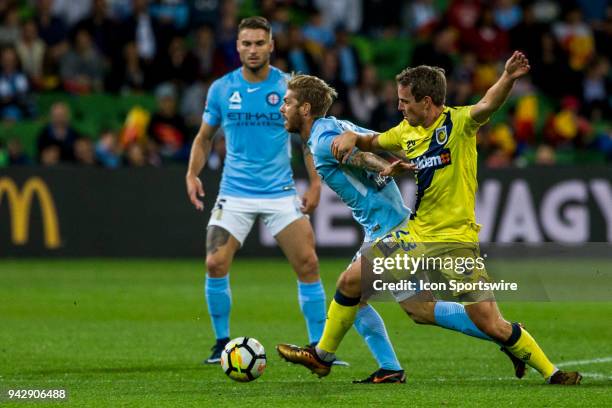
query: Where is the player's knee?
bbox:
[206,255,230,278]
[336,269,361,296]
[295,251,319,281]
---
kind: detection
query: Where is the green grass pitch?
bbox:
[1,259,611,407]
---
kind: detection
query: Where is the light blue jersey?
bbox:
[308,117,410,241]
[203,66,294,198]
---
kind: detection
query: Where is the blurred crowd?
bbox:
[0,0,610,169]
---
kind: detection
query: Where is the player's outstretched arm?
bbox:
[300,143,321,214]
[470,51,531,124]
[331,131,381,163]
[185,121,218,211]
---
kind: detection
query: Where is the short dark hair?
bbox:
[395,66,447,106]
[238,16,272,35]
[287,74,338,117]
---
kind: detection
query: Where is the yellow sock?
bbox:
[506,325,556,379]
[317,298,359,353]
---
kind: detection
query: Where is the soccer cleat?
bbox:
[203,337,229,364]
[353,368,406,384]
[548,370,582,385]
[500,346,527,378]
[276,343,332,378]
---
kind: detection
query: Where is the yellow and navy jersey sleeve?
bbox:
[453,105,488,136]
[377,121,406,151]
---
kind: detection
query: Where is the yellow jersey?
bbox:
[378,106,485,242]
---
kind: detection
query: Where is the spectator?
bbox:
[348,64,380,127]
[370,80,403,131]
[544,96,592,148]
[6,137,30,165]
[552,7,595,71]
[404,0,440,35]
[74,137,97,166]
[37,102,79,163]
[51,0,93,28]
[180,77,209,131]
[319,49,349,117]
[35,0,69,60]
[0,47,32,121]
[447,0,482,36]
[147,83,189,161]
[95,129,121,168]
[60,28,105,93]
[302,10,335,51]
[314,0,363,33]
[530,32,580,98]
[124,141,147,167]
[509,3,548,59]
[154,36,198,89]
[493,0,523,31]
[74,0,117,60]
[109,41,152,94]
[15,19,46,88]
[582,56,611,120]
[335,27,361,87]
[119,0,165,64]
[411,27,458,77]
[149,0,190,31]
[0,6,20,47]
[285,25,318,75]
[361,0,402,35]
[192,25,217,79]
[464,7,509,62]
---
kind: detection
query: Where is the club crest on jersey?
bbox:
[266,92,280,106]
[229,91,242,109]
[435,125,448,145]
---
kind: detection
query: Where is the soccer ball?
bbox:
[220,337,266,382]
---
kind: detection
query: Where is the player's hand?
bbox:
[301,182,321,214]
[186,174,205,211]
[331,131,359,163]
[504,51,530,80]
[380,160,417,177]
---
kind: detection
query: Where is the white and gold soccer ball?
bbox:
[220,337,266,382]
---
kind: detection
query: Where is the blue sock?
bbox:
[297,280,326,344]
[205,275,231,340]
[354,305,402,371]
[434,301,493,341]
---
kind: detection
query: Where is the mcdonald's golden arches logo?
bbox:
[0,177,61,249]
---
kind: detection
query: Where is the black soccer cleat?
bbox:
[500,346,527,379]
[203,337,229,364]
[501,322,527,378]
[353,368,406,384]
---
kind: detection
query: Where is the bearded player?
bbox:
[186,16,400,371]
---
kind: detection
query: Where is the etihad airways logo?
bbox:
[411,149,451,170]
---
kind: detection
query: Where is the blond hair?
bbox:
[287,74,338,117]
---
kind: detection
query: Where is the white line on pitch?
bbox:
[557,356,612,367]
